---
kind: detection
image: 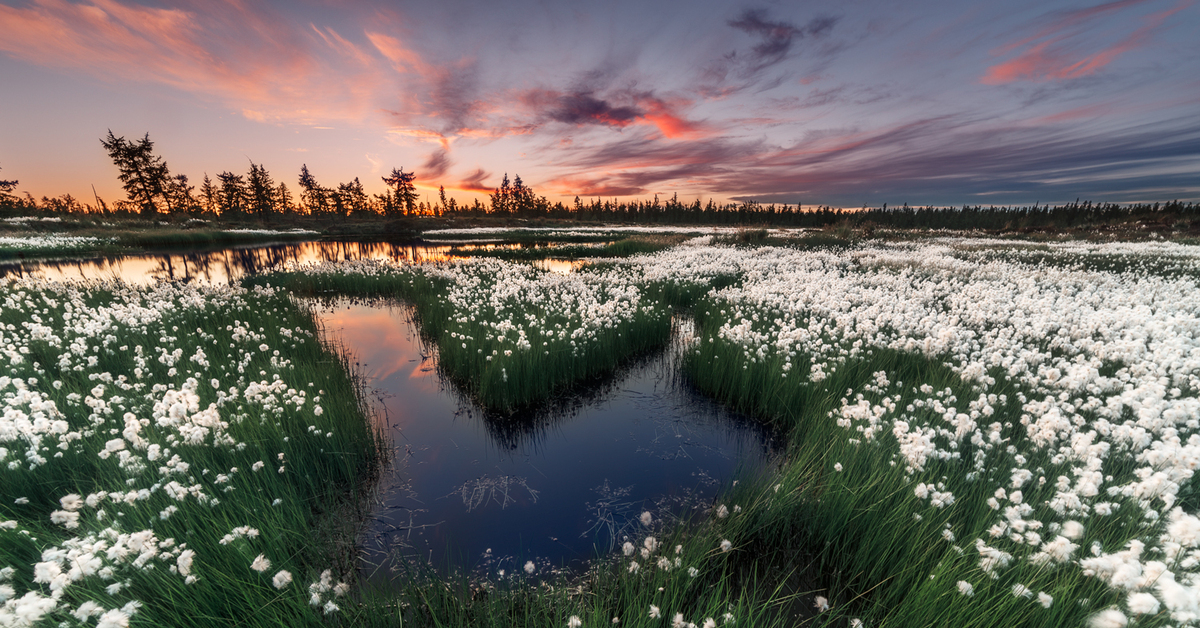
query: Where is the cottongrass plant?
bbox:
[250,258,705,412]
[0,276,380,626]
[182,236,1200,626]
[667,238,1200,626]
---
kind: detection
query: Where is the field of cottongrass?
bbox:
[5,235,1200,627]
[0,278,380,627]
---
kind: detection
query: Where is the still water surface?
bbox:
[316,298,780,579]
[0,239,582,284]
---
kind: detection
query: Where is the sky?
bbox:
[1,0,1198,208]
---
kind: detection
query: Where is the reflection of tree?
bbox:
[0,239,463,282]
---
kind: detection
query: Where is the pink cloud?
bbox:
[982,0,1191,84]
[0,0,383,123]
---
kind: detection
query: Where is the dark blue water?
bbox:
[314,298,780,580]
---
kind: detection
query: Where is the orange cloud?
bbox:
[0,0,383,124]
[982,0,1191,84]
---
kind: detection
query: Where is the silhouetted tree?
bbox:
[100,130,174,215]
[216,171,247,217]
[199,174,218,215]
[338,177,370,216]
[297,164,330,216]
[167,173,199,215]
[246,162,275,218]
[382,167,416,215]
[490,173,511,214]
[0,166,17,207]
[274,182,294,215]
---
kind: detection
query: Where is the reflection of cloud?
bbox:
[982,0,1189,84]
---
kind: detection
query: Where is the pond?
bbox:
[316,298,781,580]
[0,238,584,284]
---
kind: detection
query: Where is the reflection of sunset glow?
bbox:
[0,241,583,285]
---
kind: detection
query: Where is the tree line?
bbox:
[0,131,1196,231]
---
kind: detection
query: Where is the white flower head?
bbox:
[273,570,293,589]
[250,554,271,573]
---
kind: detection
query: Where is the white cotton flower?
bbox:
[720,539,732,553]
[568,616,582,628]
[672,612,685,628]
[649,605,661,619]
[814,596,829,611]
[640,511,652,526]
[716,504,729,518]
[1088,609,1128,628]
[1012,584,1032,598]
[273,570,293,589]
[1126,592,1159,615]
[59,494,83,511]
[96,609,131,628]
[1038,592,1053,608]
[177,549,195,577]
[957,581,974,597]
[250,554,272,573]
[323,600,339,615]
[1062,520,1085,539]
[525,561,536,575]
[622,542,635,556]
[834,463,843,472]
[703,619,716,628]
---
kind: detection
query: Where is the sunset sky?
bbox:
[1,0,1198,208]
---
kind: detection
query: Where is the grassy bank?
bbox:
[0,278,381,626]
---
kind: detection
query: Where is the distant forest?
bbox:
[0,132,1197,231]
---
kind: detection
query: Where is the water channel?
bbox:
[6,239,781,579]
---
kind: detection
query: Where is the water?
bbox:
[316,298,781,581]
[0,239,584,284]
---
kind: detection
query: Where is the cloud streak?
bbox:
[982,0,1191,84]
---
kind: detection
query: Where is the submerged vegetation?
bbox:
[4,234,1200,626]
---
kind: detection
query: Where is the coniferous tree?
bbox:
[166,173,198,215]
[274,182,294,215]
[216,171,247,217]
[490,173,511,215]
[382,167,416,216]
[438,185,448,216]
[199,174,218,215]
[100,130,174,215]
[0,166,17,208]
[246,162,275,218]
[297,165,330,216]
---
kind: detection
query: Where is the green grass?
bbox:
[0,279,382,626]
[249,260,678,413]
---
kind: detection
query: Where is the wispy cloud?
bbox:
[0,0,382,123]
[981,0,1191,84]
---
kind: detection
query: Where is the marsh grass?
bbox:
[0,279,382,626]
[250,261,676,413]
[680,296,1137,626]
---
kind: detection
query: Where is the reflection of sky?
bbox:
[1,0,1197,207]
[315,298,776,575]
[0,240,574,284]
